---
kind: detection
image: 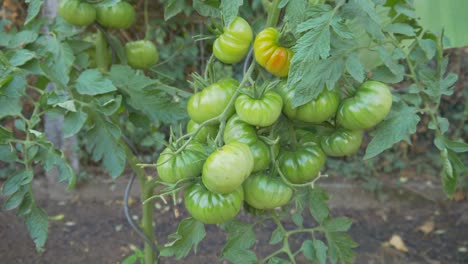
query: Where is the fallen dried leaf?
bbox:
[418,220,435,235]
[389,234,409,252]
[454,191,465,201]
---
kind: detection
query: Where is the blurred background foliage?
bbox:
[0,0,466,194]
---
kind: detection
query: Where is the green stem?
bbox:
[122,143,157,264]
[266,0,282,28]
[95,30,109,73]
[144,0,150,39]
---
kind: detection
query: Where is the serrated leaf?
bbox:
[42,148,77,188]
[63,111,88,137]
[291,212,304,227]
[8,49,36,66]
[345,0,384,40]
[193,0,221,17]
[221,220,257,264]
[309,187,329,223]
[300,240,315,261]
[0,75,26,118]
[220,0,242,26]
[385,23,415,36]
[326,232,358,264]
[4,186,28,210]
[284,0,307,31]
[0,144,16,162]
[160,218,206,259]
[418,39,436,60]
[6,31,38,48]
[441,148,457,197]
[372,64,404,84]
[163,0,186,20]
[2,170,32,196]
[222,248,257,264]
[364,102,420,159]
[75,69,117,95]
[313,239,328,264]
[345,53,365,82]
[269,228,284,245]
[25,205,49,251]
[394,3,418,18]
[324,217,353,232]
[85,119,126,178]
[443,138,468,153]
[25,0,44,25]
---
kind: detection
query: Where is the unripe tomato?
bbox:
[278,83,340,123]
[254,27,294,77]
[320,128,363,157]
[156,142,207,183]
[213,17,253,64]
[243,174,293,209]
[202,142,254,193]
[187,78,239,124]
[249,139,271,173]
[96,1,135,29]
[184,183,243,224]
[278,144,326,184]
[235,90,283,127]
[125,40,159,70]
[337,81,392,130]
[58,0,96,26]
[223,114,257,145]
[296,129,321,145]
[187,120,218,143]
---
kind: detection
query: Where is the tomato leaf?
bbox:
[160,218,206,259]
[269,228,284,245]
[309,187,330,223]
[162,0,186,21]
[75,69,117,95]
[25,205,49,252]
[345,53,365,83]
[325,232,358,264]
[221,220,257,264]
[220,0,242,27]
[0,75,26,119]
[25,0,44,25]
[63,110,88,138]
[300,240,316,261]
[85,118,126,178]
[284,0,308,32]
[193,0,221,17]
[324,217,353,232]
[364,102,420,160]
[41,147,77,189]
[313,239,328,264]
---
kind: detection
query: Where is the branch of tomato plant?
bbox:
[265,0,282,28]
[144,0,150,39]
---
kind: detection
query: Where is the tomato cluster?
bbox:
[58,0,158,70]
[154,17,393,224]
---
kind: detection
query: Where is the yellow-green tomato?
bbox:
[213,17,253,64]
[187,78,239,124]
[223,114,258,145]
[184,183,243,224]
[156,142,206,183]
[320,128,363,157]
[202,142,254,193]
[278,144,326,184]
[187,120,218,143]
[125,40,159,70]
[243,174,293,209]
[235,90,283,127]
[337,81,392,130]
[278,83,340,123]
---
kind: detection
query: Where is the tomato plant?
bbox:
[213,16,253,64]
[2,1,466,264]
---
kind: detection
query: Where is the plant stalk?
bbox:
[266,0,282,28]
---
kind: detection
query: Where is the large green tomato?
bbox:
[58,0,96,26]
[249,139,271,173]
[187,78,239,124]
[223,114,257,145]
[184,183,243,224]
[337,81,392,130]
[156,142,206,183]
[96,1,136,29]
[213,17,253,64]
[125,40,159,70]
[243,174,293,209]
[320,128,363,157]
[278,144,326,184]
[254,27,294,77]
[278,83,340,123]
[202,142,254,193]
[296,129,321,145]
[187,120,218,143]
[235,90,283,127]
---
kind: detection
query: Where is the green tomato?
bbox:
[337,81,392,130]
[243,173,293,209]
[96,1,136,29]
[156,142,206,183]
[235,90,283,127]
[296,129,321,145]
[58,0,96,26]
[187,78,239,124]
[249,139,271,173]
[202,142,254,193]
[320,128,363,157]
[125,40,159,70]
[184,183,243,224]
[187,120,218,143]
[278,144,326,184]
[278,83,340,123]
[223,114,258,145]
[213,17,253,64]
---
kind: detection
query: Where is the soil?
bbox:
[1,173,467,264]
